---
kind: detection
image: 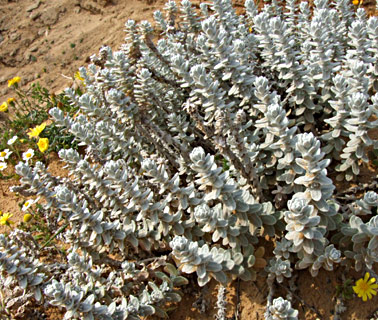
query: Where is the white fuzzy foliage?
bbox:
[2,0,377,319]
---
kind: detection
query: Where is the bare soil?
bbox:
[0,0,378,319]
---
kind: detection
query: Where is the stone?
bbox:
[38,29,46,36]
[24,52,32,61]
[30,12,41,20]
[40,7,60,25]
[29,45,38,52]
[9,33,21,42]
[21,39,32,47]
[26,1,41,12]
[10,48,18,57]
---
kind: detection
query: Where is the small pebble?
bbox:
[26,0,41,12]
[30,12,41,20]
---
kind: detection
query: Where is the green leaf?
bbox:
[172,276,189,287]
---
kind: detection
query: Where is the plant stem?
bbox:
[40,223,69,249]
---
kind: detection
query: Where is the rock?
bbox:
[10,48,18,57]
[80,1,103,14]
[29,45,38,52]
[9,33,21,42]
[40,7,60,25]
[26,1,41,12]
[0,35,3,44]
[38,29,46,36]
[21,38,32,47]
[30,12,41,20]
[24,52,32,61]
[74,7,81,13]
[16,55,24,63]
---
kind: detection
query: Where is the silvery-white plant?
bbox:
[267,297,298,320]
[2,0,377,318]
[296,244,342,277]
[294,132,340,230]
[266,258,293,284]
[349,191,378,216]
[0,233,45,303]
[340,215,378,271]
[215,284,227,320]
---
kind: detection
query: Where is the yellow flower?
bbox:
[352,0,363,5]
[74,71,84,81]
[23,213,33,223]
[37,138,49,153]
[7,97,15,104]
[353,272,378,301]
[27,123,46,139]
[0,102,8,112]
[7,76,21,87]
[0,212,14,226]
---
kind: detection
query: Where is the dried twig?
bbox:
[235,278,241,320]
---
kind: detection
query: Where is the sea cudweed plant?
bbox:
[0,233,45,307]
[266,258,293,284]
[267,297,298,320]
[1,0,378,318]
[349,191,378,216]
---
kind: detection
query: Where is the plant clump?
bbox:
[1,0,378,319]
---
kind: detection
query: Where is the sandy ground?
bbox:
[0,0,173,97]
[1,0,378,319]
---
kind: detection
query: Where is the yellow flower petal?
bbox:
[23,213,33,223]
[353,272,378,301]
[0,213,14,226]
[7,76,21,87]
[74,71,84,81]
[37,137,49,153]
[0,102,8,112]
[27,123,46,139]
